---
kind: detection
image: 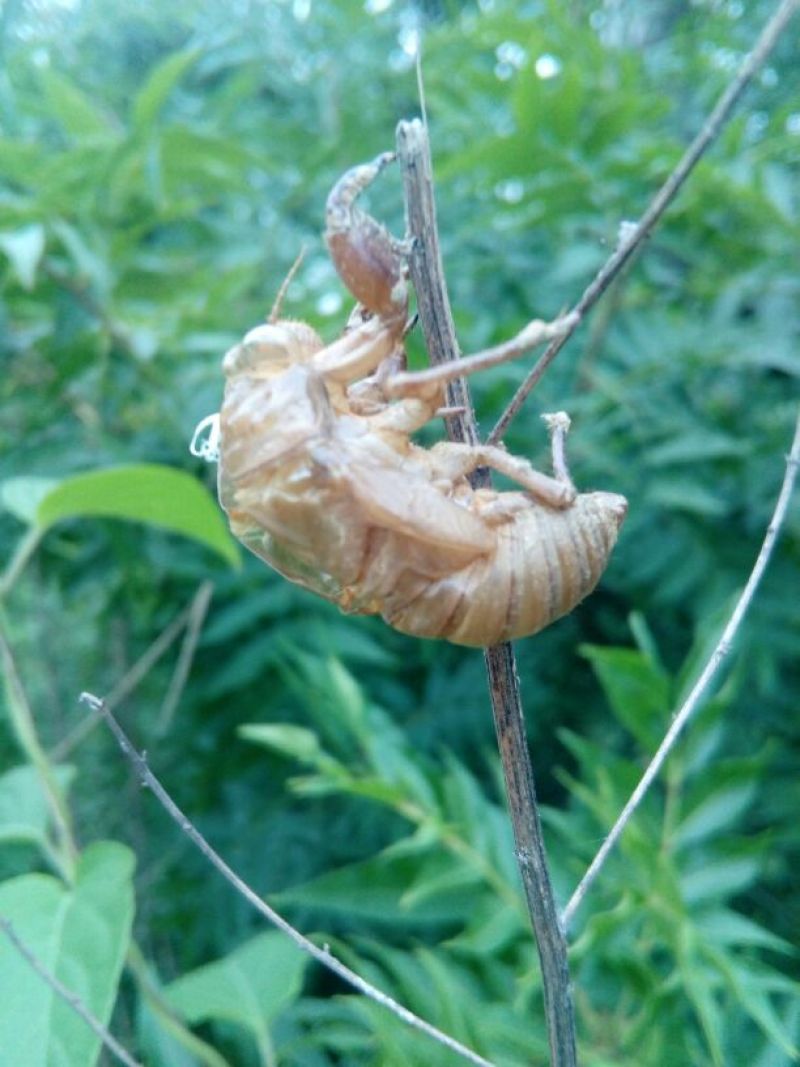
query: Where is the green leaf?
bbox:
[0,764,75,850]
[39,70,116,138]
[680,958,725,1066]
[643,431,749,467]
[737,983,800,1062]
[0,842,135,1067]
[238,723,330,766]
[326,658,369,740]
[675,782,757,850]
[136,990,233,1067]
[695,909,793,955]
[34,465,239,567]
[0,477,58,525]
[752,995,800,1067]
[0,225,46,290]
[274,849,481,926]
[51,220,112,294]
[681,855,761,906]
[448,899,523,956]
[132,50,199,130]
[709,950,800,1061]
[647,481,731,518]
[0,141,44,185]
[580,645,671,750]
[627,612,665,672]
[164,932,306,1054]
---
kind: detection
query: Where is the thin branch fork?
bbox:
[563,406,800,930]
[489,0,800,444]
[81,692,496,1067]
[396,118,577,1067]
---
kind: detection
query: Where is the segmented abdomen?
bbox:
[382,491,627,647]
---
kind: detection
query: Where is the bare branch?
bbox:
[397,118,577,1067]
[562,407,800,930]
[156,580,214,736]
[80,692,496,1067]
[489,0,800,444]
[0,916,143,1067]
[52,581,211,760]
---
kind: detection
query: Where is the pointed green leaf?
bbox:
[647,481,730,518]
[644,431,749,467]
[709,950,800,1061]
[580,645,671,750]
[0,842,135,1067]
[681,856,761,906]
[164,932,306,1049]
[238,723,329,766]
[0,765,75,850]
[39,70,116,138]
[675,782,757,850]
[274,849,481,926]
[34,465,239,567]
[696,909,793,954]
[680,959,725,1066]
[133,50,199,130]
[0,225,46,290]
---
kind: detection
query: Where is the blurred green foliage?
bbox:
[0,0,798,1064]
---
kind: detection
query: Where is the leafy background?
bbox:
[0,0,798,1064]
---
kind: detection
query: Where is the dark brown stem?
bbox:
[397,117,577,1067]
[488,0,800,444]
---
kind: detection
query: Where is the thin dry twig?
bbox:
[489,0,800,444]
[52,582,211,760]
[562,407,800,930]
[0,916,144,1067]
[81,692,496,1067]
[396,118,577,1067]
[156,580,214,735]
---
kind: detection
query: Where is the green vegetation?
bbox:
[1,1,798,1064]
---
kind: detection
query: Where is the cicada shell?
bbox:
[194,154,627,648]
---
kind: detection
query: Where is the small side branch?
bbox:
[0,916,144,1067]
[81,693,495,1067]
[489,0,800,444]
[562,407,800,930]
[397,118,577,1067]
[52,581,213,760]
[157,580,214,736]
